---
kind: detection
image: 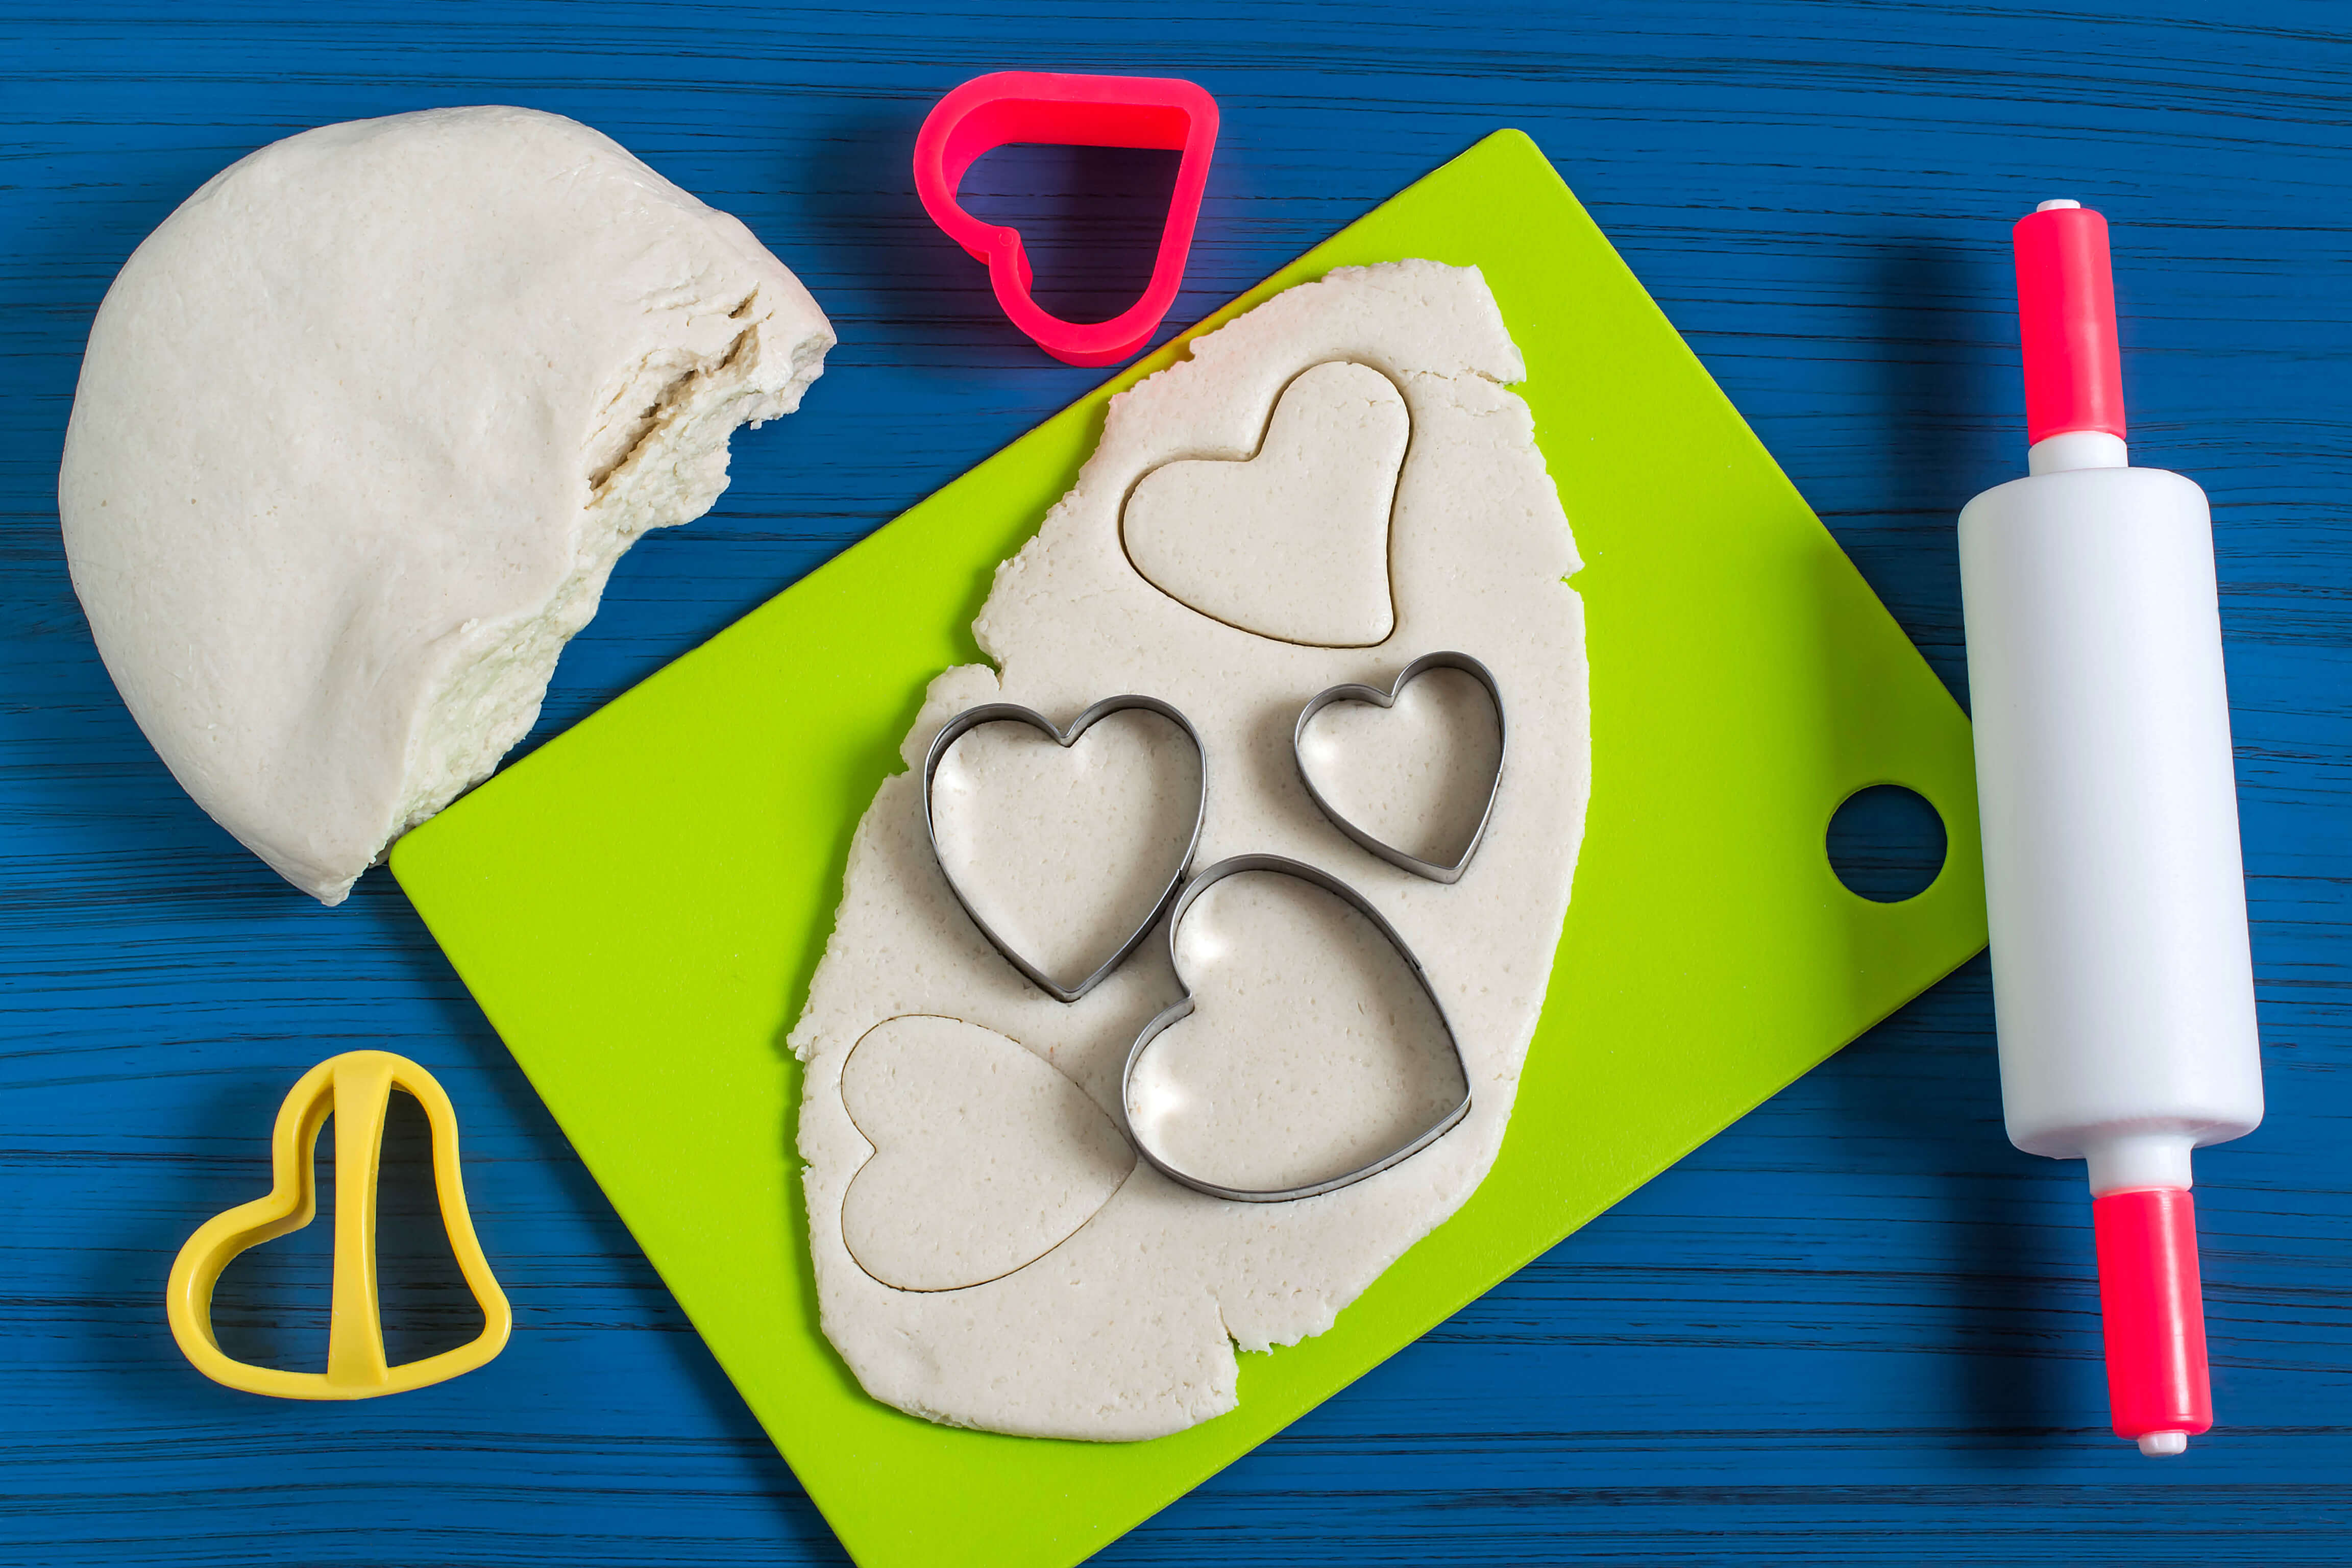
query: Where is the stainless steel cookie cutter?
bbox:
[1115,853,1473,1203]
[1292,650,1507,885]
[922,695,1208,1004]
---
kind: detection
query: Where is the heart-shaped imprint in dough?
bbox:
[1121,360,1408,647]
[1294,651,1506,883]
[841,1016,1136,1292]
[926,697,1207,1002]
[1119,856,1471,1202]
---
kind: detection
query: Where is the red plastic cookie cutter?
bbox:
[913,71,1218,368]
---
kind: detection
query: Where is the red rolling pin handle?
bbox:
[2094,1188,2214,1453]
[2014,200,2126,445]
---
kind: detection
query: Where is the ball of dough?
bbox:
[58,106,835,903]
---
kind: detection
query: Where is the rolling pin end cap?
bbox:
[2095,1186,2214,1450]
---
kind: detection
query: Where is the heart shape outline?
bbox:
[1121,359,1410,648]
[1292,650,1508,885]
[912,71,1219,368]
[922,694,1209,1004]
[1115,853,1474,1203]
[164,1050,512,1400]
[838,1015,1137,1293]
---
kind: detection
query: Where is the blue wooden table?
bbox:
[6,4,2347,1562]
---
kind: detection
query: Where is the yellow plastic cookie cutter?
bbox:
[165,1050,511,1399]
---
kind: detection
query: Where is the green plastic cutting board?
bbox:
[394,129,1986,1568]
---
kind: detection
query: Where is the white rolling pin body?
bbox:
[1958,452,2263,1196]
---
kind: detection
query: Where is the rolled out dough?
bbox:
[59,106,834,903]
[789,260,1587,1441]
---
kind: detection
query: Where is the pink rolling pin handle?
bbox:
[2014,200,2126,445]
[2094,1187,2213,1456]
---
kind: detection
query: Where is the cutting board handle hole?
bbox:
[1826,784,1947,903]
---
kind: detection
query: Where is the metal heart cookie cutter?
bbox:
[1293,650,1508,884]
[923,694,1208,1004]
[912,70,1219,368]
[1116,853,1474,1204]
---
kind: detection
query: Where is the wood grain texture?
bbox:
[3,2,2346,1562]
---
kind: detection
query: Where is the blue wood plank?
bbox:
[4,2,2345,1562]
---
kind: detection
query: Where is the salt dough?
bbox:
[841,1016,1136,1292]
[1297,665,1505,870]
[1122,359,1408,647]
[58,106,834,903]
[790,259,1587,1441]
[931,707,1203,996]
